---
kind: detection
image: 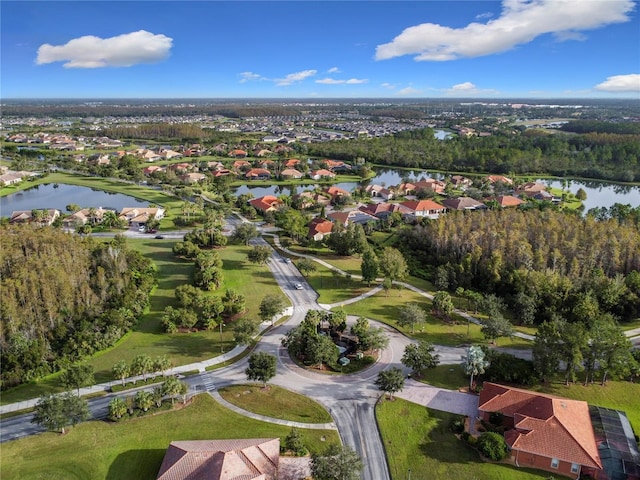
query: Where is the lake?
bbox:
[233,168,639,212]
[1,183,150,217]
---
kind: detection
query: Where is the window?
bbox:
[571,463,580,474]
[551,458,559,469]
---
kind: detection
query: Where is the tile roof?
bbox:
[479,383,602,470]
[157,438,279,480]
[492,195,524,207]
[441,197,486,210]
[399,199,446,212]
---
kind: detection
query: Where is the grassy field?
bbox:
[340,291,532,349]
[376,398,547,480]
[218,384,333,423]
[0,240,286,405]
[0,393,339,480]
[301,261,371,305]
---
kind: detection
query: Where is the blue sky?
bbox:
[2,0,639,99]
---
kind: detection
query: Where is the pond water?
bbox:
[1,183,150,216]
[233,169,639,212]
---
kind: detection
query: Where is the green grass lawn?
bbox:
[376,398,547,480]
[340,291,532,349]
[302,261,371,305]
[218,384,333,423]
[1,240,287,405]
[0,393,339,480]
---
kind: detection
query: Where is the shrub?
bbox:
[284,427,307,456]
[449,416,465,434]
[477,432,508,461]
[489,411,504,426]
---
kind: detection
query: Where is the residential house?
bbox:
[328,209,377,227]
[136,149,162,162]
[413,178,446,195]
[308,217,334,241]
[485,174,513,185]
[323,185,349,201]
[399,199,447,219]
[490,195,525,208]
[207,161,226,171]
[478,383,604,479]
[310,169,336,180]
[119,207,165,228]
[249,195,283,214]
[358,202,410,219]
[441,197,487,211]
[322,159,351,172]
[62,207,115,229]
[167,163,194,173]
[516,182,548,198]
[181,172,206,184]
[229,149,248,158]
[394,182,417,196]
[280,168,303,179]
[156,438,280,480]
[245,168,271,180]
[0,170,36,186]
[450,175,473,189]
[10,209,60,225]
[232,160,251,171]
[365,184,394,200]
[292,191,330,209]
[284,158,301,168]
[258,159,275,170]
[253,149,273,158]
[143,165,165,176]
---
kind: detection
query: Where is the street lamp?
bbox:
[219,322,226,352]
[408,469,411,480]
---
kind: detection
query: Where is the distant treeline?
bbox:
[399,208,640,325]
[560,120,640,135]
[303,127,640,182]
[0,227,156,389]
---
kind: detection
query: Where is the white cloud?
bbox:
[594,74,640,92]
[36,30,172,68]
[475,12,494,20]
[275,70,317,86]
[375,0,635,61]
[396,87,422,96]
[381,83,396,89]
[316,77,368,85]
[327,67,340,73]
[443,82,499,96]
[239,72,265,83]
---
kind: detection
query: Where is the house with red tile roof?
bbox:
[413,178,446,194]
[399,199,446,219]
[308,217,334,241]
[358,202,410,219]
[323,185,350,199]
[478,383,603,479]
[143,165,165,176]
[490,195,525,208]
[229,149,248,158]
[328,209,377,227]
[292,191,330,209]
[284,158,301,168]
[485,174,513,185]
[322,159,351,171]
[245,168,272,180]
[365,184,394,200]
[249,195,283,213]
[156,438,279,480]
[232,160,251,171]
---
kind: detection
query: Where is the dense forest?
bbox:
[398,208,640,325]
[0,227,156,388]
[303,128,640,182]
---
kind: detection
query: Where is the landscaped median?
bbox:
[0,393,340,480]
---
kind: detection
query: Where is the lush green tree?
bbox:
[477,432,508,461]
[153,355,173,377]
[135,390,154,412]
[112,360,130,387]
[194,251,224,291]
[131,354,153,382]
[31,392,89,434]
[532,320,563,382]
[583,316,634,385]
[259,294,287,325]
[350,317,370,339]
[481,315,514,344]
[233,318,259,346]
[328,310,347,333]
[247,245,272,265]
[358,326,389,352]
[307,334,339,370]
[361,248,380,285]
[378,247,409,282]
[245,352,277,387]
[232,222,259,245]
[60,364,95,396]
[297,257,317,276]
[461,345,490,390]
[432,291,454,320]
[284,427,307,456]
[222,289,246,316]
[375,367,405,400]
[559,321,588,385]
[397,303,426,334]
[576,188,588,201]
[401,341,440,377]
[161,376,185,406]
[108,397,127,421]
[310,444,363,480]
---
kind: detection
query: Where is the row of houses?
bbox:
[8,207,164,229]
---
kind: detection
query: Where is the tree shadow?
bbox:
[106,449,166,480]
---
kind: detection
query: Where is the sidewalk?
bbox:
[209,390,337,430]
